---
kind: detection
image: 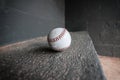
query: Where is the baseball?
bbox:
[47,28,71,51]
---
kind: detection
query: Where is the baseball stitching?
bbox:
[48,28,66,42]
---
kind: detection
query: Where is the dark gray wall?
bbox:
[1,0,120,57]
[0,0,65,46]
[65,0,120,57]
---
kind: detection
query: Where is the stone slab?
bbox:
[0,31,106,80]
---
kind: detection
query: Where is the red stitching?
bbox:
[48,28,66,42]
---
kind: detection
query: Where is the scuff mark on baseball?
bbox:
[47,28,72,51]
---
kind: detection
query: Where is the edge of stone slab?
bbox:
[0,31,89,51]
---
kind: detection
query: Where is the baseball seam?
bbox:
[48,28,66,42]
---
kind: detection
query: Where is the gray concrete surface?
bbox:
[0,31,106,80]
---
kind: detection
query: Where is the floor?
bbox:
[99,56,120,80]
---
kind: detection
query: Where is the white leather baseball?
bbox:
[47,28,71,51]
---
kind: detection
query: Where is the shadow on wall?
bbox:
[0,0,65,46]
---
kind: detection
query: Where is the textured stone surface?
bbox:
[89,21,120,57]
[0,31,106,80]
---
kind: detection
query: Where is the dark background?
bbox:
[0,0,65,46]
[65,0,120,57]
[0,0,120,57]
